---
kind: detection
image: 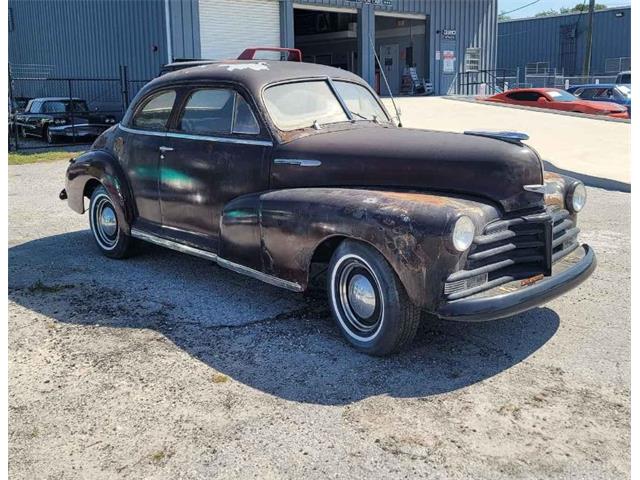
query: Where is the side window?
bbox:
[178,89,234,135]
[132,90,176,131]
[233,94,260,135]
[29,101,41,113]
[507,91,539,101]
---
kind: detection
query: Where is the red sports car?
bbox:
[482,88,629,118]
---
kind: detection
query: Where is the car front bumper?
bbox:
[437,244,596,322]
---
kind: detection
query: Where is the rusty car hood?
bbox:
[271,125,545,212]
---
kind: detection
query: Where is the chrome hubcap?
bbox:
[333,256,383,340]
[100,206,117,237]
[90,192,119,250]
[347,273,376,319]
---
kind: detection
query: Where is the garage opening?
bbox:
[375,15,428,96]
[293,7,429,97]
[294,8,359,73]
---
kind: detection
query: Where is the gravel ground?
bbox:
[8,160,630,479]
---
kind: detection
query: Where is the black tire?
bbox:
[327,240,421,356]
[89,185,135,259]
[44,125,56,144]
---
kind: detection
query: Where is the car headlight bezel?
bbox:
[451,215,476,252]
[566,181,587,213]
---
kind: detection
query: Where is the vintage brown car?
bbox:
[61,55,596,355]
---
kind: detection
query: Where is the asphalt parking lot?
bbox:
[8,130,630,477]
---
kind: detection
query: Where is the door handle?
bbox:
[159,146,174,152]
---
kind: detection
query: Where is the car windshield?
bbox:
[333,81,389,122]
[546,90,579,102]
[263,80,388,131]
[44,100,89,113]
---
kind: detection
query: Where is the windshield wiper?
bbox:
[350,111,382,124]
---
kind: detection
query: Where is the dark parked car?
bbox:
[14,97,117,143]
[615,71,631,85]
[61,55,596,355]
[567,84,631,117]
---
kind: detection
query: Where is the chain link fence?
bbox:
[8,65,151,151]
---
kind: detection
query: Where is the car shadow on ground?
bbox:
[543,160,630,192]
[9,231,560,405]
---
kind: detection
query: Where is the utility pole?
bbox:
[582,0,595,77]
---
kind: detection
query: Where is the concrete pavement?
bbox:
[383,97,630,189]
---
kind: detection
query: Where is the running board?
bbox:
[130,228,304,292]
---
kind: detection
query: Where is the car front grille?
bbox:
[444,207,579,301]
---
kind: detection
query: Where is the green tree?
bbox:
[535,9,559,17]
[560,3,608,13]
[498,11,511,21]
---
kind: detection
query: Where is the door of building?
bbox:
[439,38,458,94]
[379,44,399,96]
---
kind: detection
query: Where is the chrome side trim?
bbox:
[131,228,218,261]
[523,184,554,194]
[273,158,322,167]
[130,228,303,292]
[118,124,273,147]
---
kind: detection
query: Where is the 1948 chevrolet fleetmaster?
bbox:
[61,51,596,355]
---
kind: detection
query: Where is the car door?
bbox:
[158,85,272,255]
[120,88,178,229]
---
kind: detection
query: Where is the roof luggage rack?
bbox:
[238,47,302,62]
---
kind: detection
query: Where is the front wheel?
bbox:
[89,185,135,259]
[327,240,421,356]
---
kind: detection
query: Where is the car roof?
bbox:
[143,60,365,98]
[568,84,617,89]
[29,97,85,101]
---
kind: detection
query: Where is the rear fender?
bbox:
[65,149,135,234]
[222,188,500,309]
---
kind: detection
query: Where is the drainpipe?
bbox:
[164,0,173,63]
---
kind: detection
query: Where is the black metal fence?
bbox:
[8,65,151,151]
[453,69,518,96]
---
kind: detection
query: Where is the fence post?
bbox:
[119,65,130,111]
[8,63,20,151]
[68,79,76,144]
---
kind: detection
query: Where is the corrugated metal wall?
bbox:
[8,0,200,113]
[498,6,631,77]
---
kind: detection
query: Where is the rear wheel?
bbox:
[44,126,56,144]
[327,240,420,356]
[89,185,135,259]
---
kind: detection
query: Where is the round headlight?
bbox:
[567,182,587,213]
[452,216,475,252]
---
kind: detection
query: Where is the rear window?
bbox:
[132,90,176,131]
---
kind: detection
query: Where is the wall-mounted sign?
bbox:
[346,0,394,6]
[442,29,457,40]
[435,51,441,61]
[442,50,456,73]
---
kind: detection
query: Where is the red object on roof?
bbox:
[238,47,302,62]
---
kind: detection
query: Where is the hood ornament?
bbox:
[464,130,530,145]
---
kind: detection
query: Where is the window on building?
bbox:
[133,90,176,131]
[464,48,481,72]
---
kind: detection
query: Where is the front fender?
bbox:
[65,149,135,234]
[245,188,500,310]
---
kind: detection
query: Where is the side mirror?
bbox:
[537,97,549,104]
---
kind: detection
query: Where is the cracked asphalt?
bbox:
[8,160,629,479]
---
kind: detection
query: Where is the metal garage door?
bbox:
[199,0,280,60]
